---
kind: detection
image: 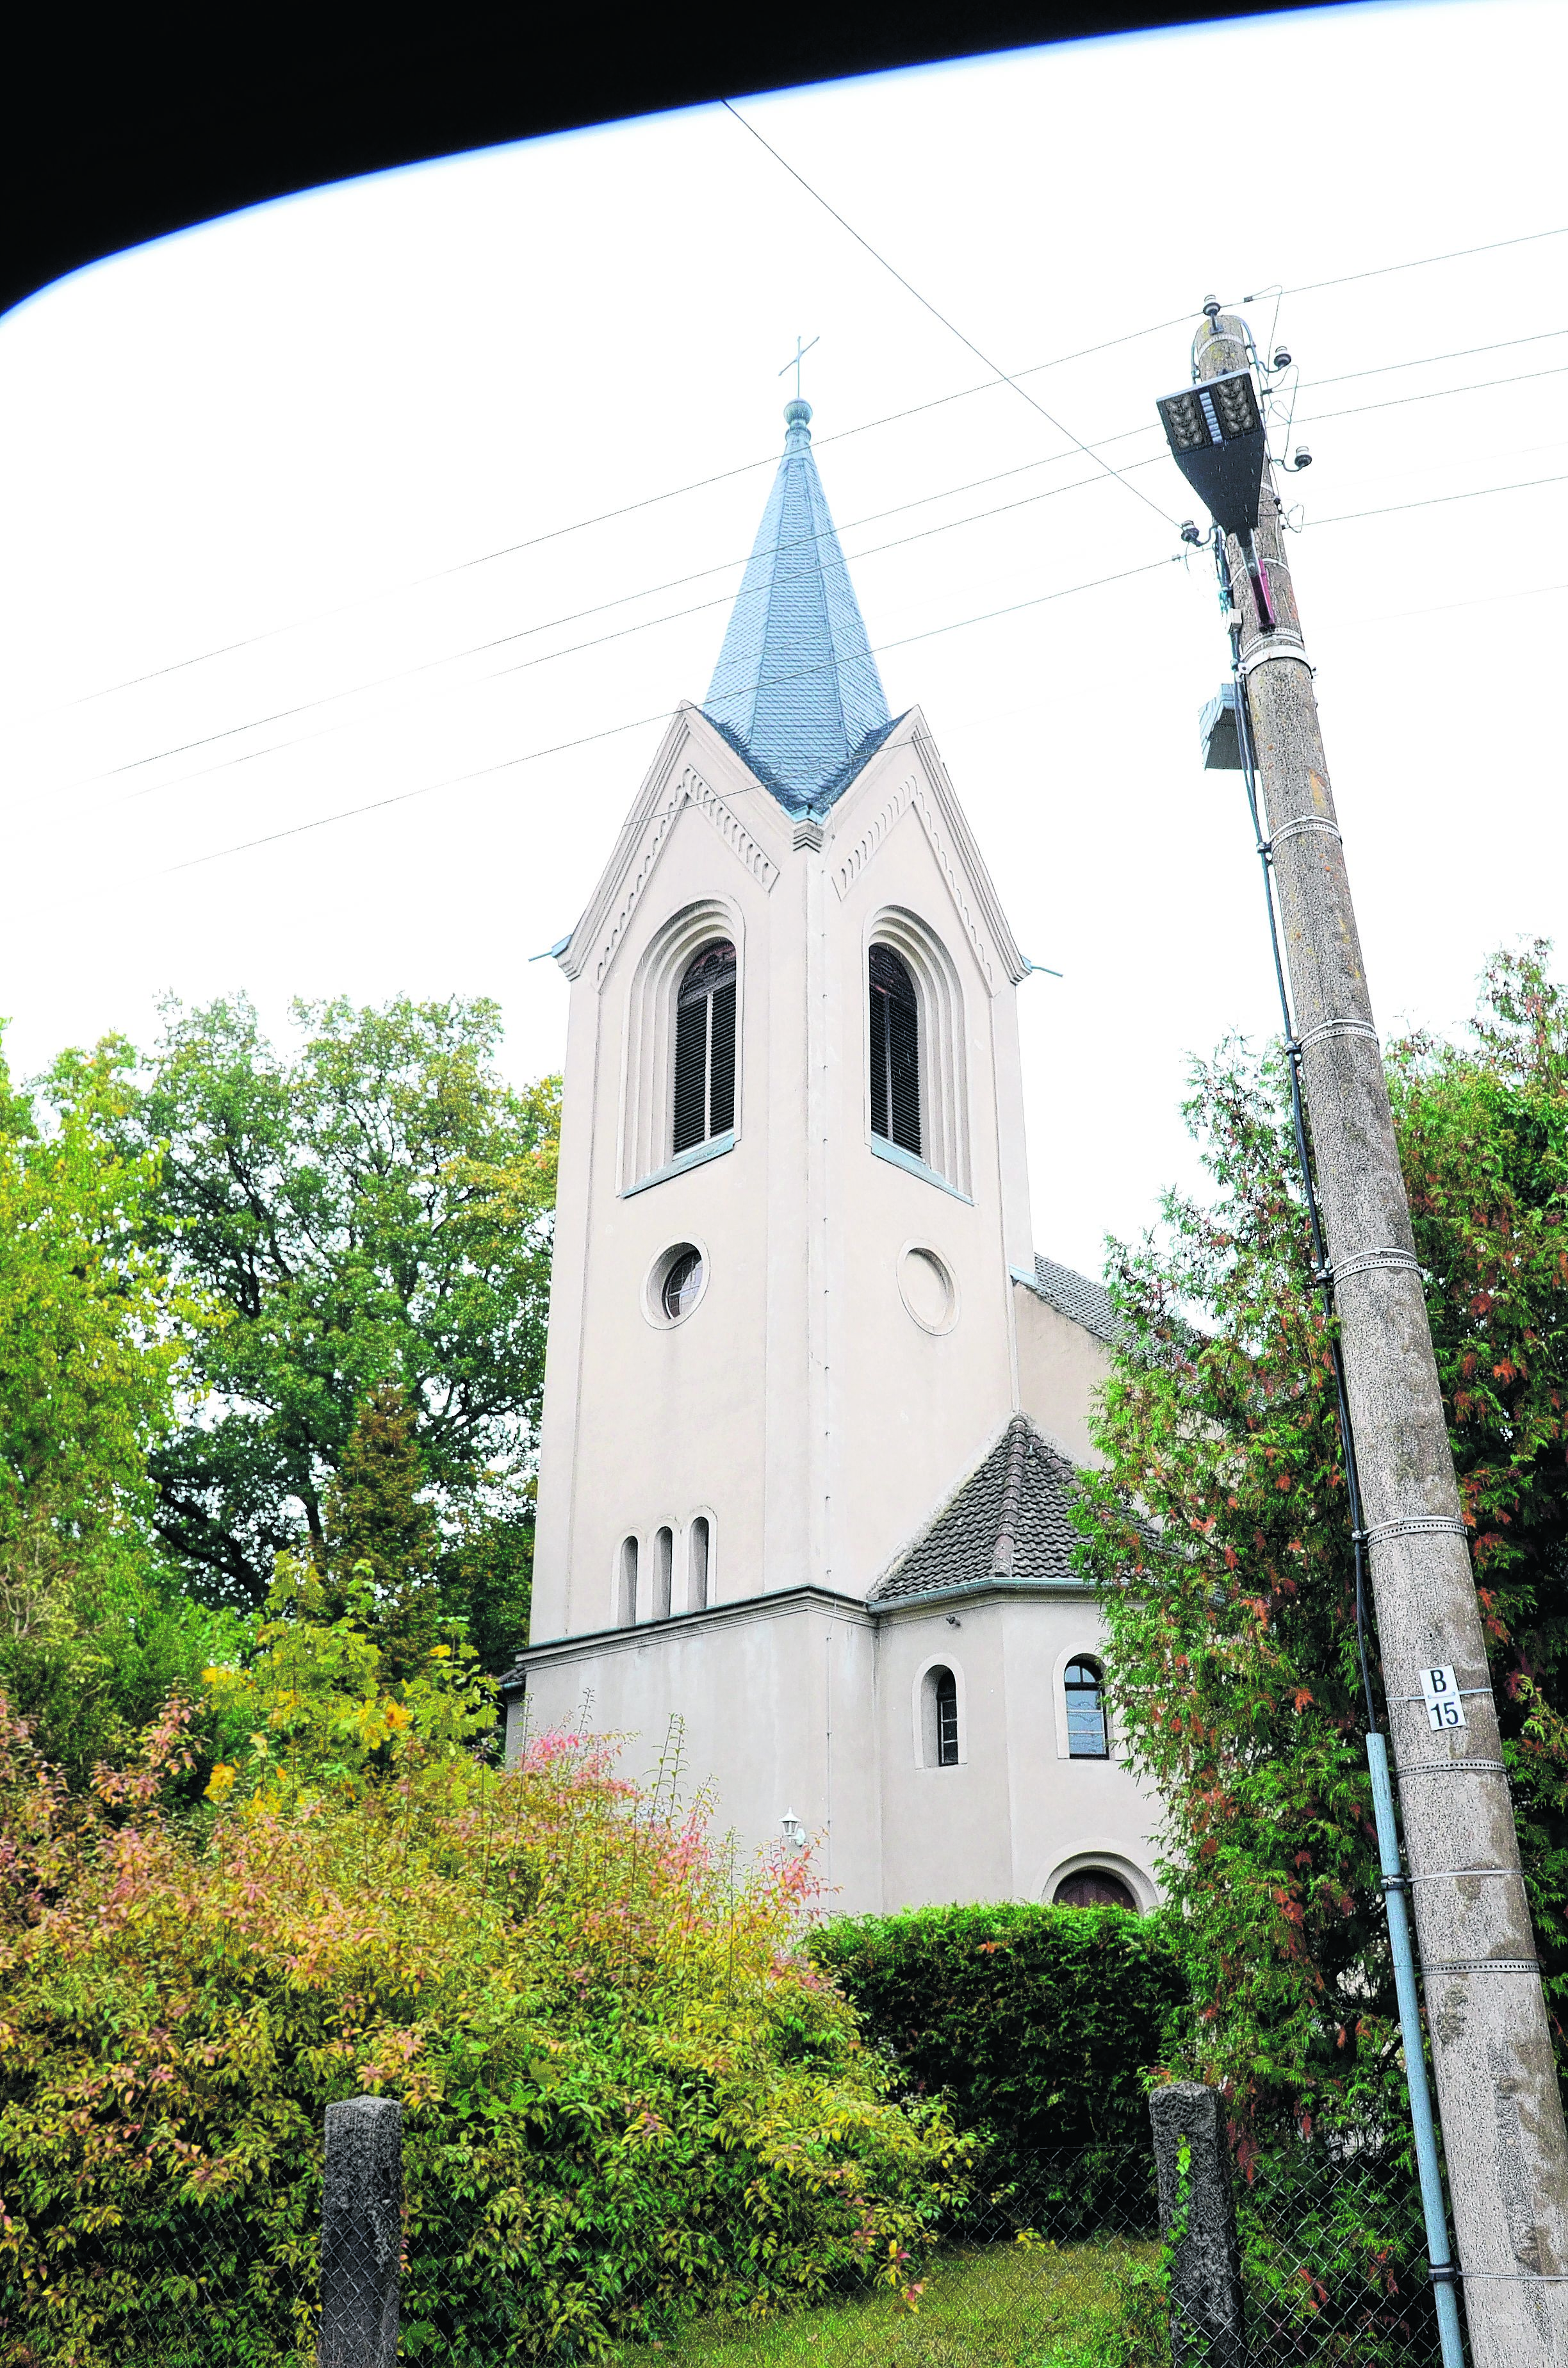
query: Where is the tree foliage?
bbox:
[0,1032,231,1785]
[1074,944,1568,2141]
[0,1600,967,2366]
[122,992,559,1641]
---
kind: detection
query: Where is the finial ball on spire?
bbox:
[783,397,813,432]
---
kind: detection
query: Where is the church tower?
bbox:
[511,402,1159,1918]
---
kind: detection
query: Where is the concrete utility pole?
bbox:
[1182,306,1568,2361]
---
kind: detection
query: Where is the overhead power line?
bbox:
[164,555,1182,873]
[1258,221,1568,301]
[719,99,1178,530]
[51,224,1568,713]
[90,347,1568,792]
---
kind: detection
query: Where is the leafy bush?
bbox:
[0,1604,968,2367]
[810,1903,1186,2191]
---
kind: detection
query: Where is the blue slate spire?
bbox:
[704,400,894,816]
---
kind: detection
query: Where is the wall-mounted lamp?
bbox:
[780,1809,806,1850]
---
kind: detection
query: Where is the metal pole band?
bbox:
[1358,1515,1467,1545]
[1400,1759,1508,1776]
[1424,1960,1540,1975]
[1239,635,1310,675]
[1332,1247,1422,1283]
[1267,814,1343,857]
[1462,2271,1568,2281]
[1406,1866,1517,1882]
[1293,1017,1381,1055]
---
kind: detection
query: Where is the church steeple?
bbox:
[703,400,894,818]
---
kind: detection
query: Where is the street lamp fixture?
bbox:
[1156,368,1276,630]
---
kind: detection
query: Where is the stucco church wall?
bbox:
[817,739,1024,1591]
[510,1593,884,1914]
[875,1591,1161,1911]
[1012,1288,1115,1468]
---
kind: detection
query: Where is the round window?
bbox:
[897,1244,957,1334]
[647,1242,707,1327]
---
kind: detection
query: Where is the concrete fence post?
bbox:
[320,2096,402,2368]
[1149,2083,1246,2367]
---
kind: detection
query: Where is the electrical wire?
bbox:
[161,554,1179,871]
[53,311,1197,714]
[1303,471,1568,531]
[1258,221,1568,302]
[1298,361,1568,431]
[720,98,1178,529]
[47,225,1568,716]
[86,347,1568,790]
[1294,324,1568,391]
[104,452,1182,798]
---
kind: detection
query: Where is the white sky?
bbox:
[2,0,1564,1278]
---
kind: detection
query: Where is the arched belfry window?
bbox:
[1065,1657,1109,1758]
[673,941,737,1155]
[869,944,921,1158]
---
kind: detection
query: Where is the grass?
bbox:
[634,2237,1159,2368]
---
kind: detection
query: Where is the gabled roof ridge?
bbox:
[870,1410,1083,1606]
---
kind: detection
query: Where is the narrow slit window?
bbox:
[689,1517,710,1613]
[869,944,921,1158]
[935,1668,959,1767]
[1065,1658,1109,1758]
[619,1536,639,1628]
[653,1527,673,1621]
[673,941,737,1155]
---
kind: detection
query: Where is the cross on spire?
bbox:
[778,335,819,401]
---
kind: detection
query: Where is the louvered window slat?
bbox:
[672,1000,709,1153]
[707,980,737,1135]
[869,944,921,1159]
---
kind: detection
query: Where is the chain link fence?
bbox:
[0,2124,1460,2365]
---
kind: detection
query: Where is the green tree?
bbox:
[1074,945,1568,2141]
[126,993,559,1650]
[0,1032,230,1781]
[323,1381,441,1677]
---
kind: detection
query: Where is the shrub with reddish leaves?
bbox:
[0,1594,967,2364]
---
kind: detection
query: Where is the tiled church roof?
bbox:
[871,1414,1082,1605]
[1015,1253,1124,1346]
[703,400,896,817]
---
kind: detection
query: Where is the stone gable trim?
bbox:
[501,1584,876,1695]
[559,709,782,987]
[824,714,1025,989]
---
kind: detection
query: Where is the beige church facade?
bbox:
[503,399,1161,1917]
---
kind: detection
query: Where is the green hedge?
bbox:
[811,1902,1186,2181]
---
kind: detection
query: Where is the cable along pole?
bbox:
[1162,304,1568,2363]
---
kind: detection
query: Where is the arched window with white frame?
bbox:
[1064,1656,1110,1758]
[865,911,970,1196]
[621,900,745,1190]
[915,1659,965,1768]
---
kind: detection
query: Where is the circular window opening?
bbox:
[649,1242,706,1326]
[1054,1869,1136,1912]
[898,1244,956,1334]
